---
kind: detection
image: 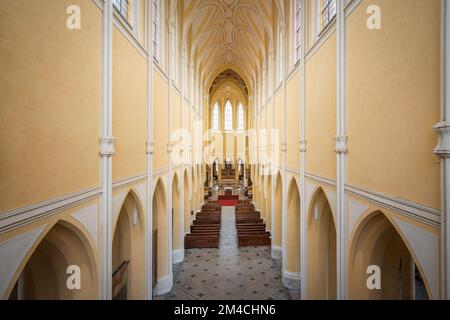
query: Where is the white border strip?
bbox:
[346,185,441,227]
[0,187,101,234]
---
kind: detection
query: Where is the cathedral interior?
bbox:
[0,0,449,301]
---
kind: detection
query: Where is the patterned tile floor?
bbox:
[156,206,300,300]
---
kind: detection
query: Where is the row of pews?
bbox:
[184,202,221,249]
[235,200,271,247]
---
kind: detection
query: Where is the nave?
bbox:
[157,206,299,300]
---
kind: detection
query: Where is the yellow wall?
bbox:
[113,28,147,181]
[305,34,337,180]
[274,92,282,170]
[153,72,169,171]
[347,0,440,209]
[0,0,101,212]
[286,70,300,170]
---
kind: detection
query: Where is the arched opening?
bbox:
[307,188,336,300]
[8,221,97,300]
[348,211,430,300]
[112,191,145,300]
[183,170,190,237]
[273,172,282,253]
[172,174,181,258]
[152,179,168,294]
[286,179,300,278]
[265,175,272,232]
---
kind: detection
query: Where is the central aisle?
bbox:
[157,206,296,300]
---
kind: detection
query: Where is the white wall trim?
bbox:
[305,20,336,63]
[112,174,147,190]
[153,167,169,177]
[155,274,173,296]
[172,249,184,264]
[346,185,441,227]
[305,172,337,187]
[282,271,301,290]
[271,245,282,260]
[0,188,102,235]
[344,0,363,17]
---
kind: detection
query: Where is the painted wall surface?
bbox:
[153,72,169,171]
[286,70,300,170]
[305,34,337,180]
[346,0,440,209]
[113,28,147,181]
[0,0,101,212]
[274,92,282,170]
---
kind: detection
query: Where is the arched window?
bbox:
[321,0,336,30]
[152,0,160,61]
[213,103,220,131]
[113,0,130,22]
[224,101,233,131]
[294,0,303,63]
[237,103,244,130]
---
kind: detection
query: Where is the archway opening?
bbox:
[152,179,168,294]
[273,172,282,253]
[349,211,429,300]
[265,175,272,232]
[8,221,97,300]
[307,188,336,300]
[112,191,145,300]
[285,179,300,282]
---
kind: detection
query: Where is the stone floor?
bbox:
[156,206,300,300]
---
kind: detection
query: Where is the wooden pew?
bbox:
[238,234,271,247]
[185,235,219,248]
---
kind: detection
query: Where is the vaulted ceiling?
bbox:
[173,0,285,98]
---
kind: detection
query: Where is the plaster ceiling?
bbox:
[176,0,284,97]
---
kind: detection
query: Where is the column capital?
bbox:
[146,141,154,155]
[299,140,307,153]
[334,135,348,154]
[99,136,117,156]
[434,121,450,157]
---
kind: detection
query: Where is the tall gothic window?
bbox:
[294,0,302,63]
[213,103,220,131]
[113,0,130,23]
[321,0,336,30]
[152,0,160,60]
[237,103,244,130]
[224,101,233,131]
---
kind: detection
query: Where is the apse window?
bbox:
[321,0,336,30]
[113,0,130,24]
[294,0,302,63]
[237,103,245,131]
[213,103,220,131]
[224,101,233,131]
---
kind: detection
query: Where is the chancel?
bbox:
[0,0,448,301]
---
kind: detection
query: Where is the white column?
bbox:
[145,0,155,300]
[99,0,115,300]
[270,48,276,256]
[280,24,288,279]
[167,18,175,282]
[436,0,450,300]
[299,0,307,300]
[335,0,348,300]
[179,44,187,256]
